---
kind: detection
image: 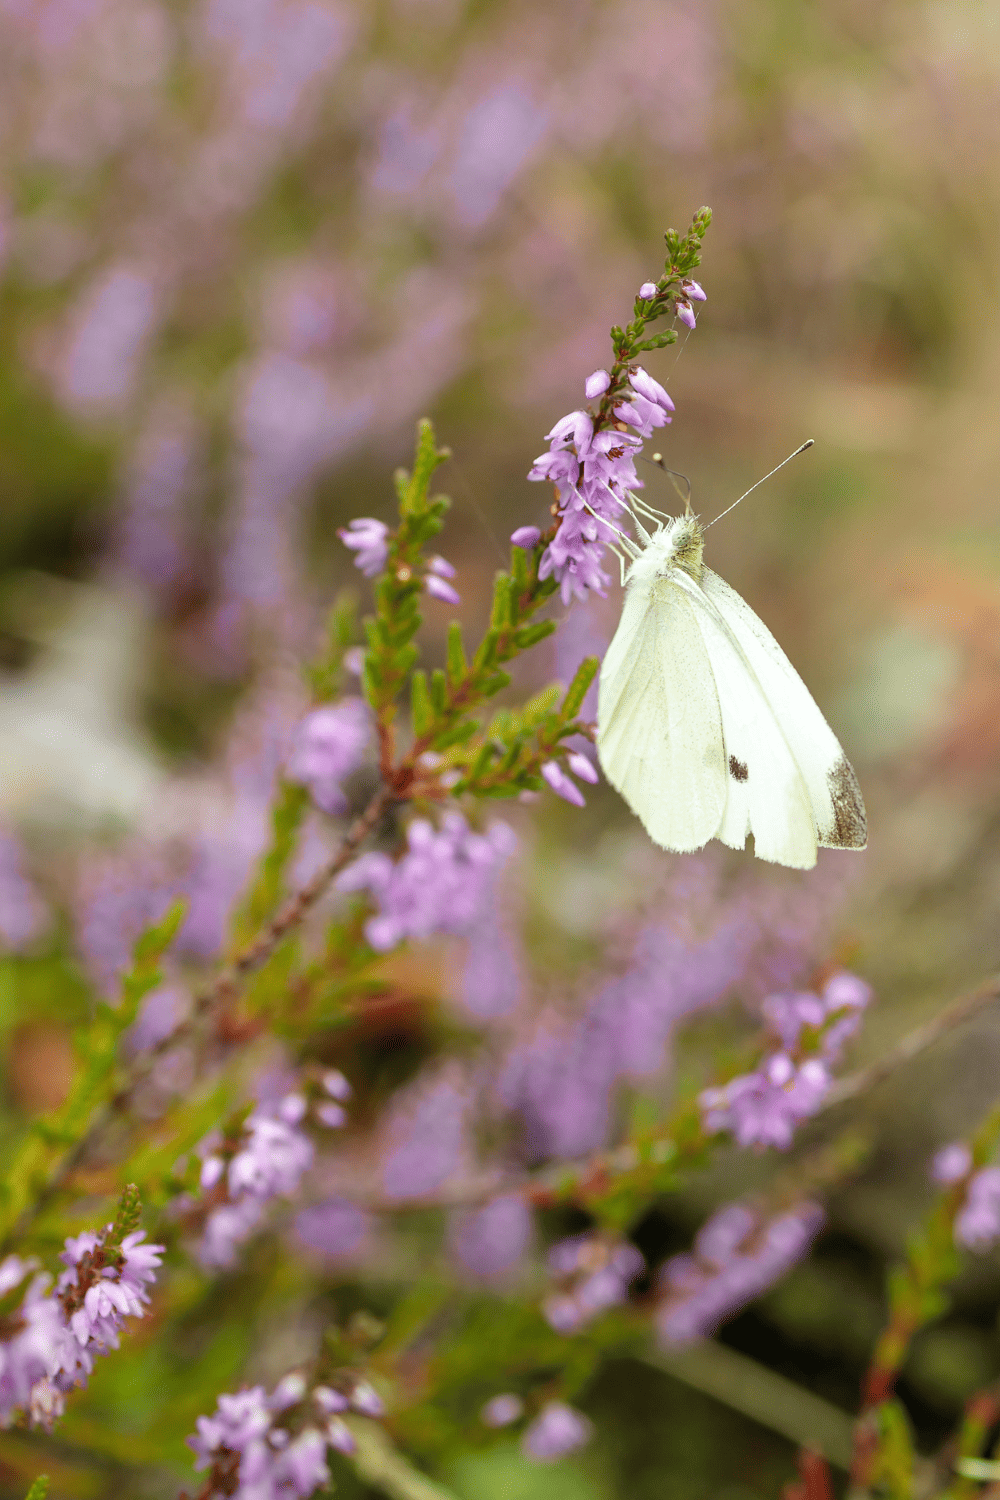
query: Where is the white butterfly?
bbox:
[596,479,866,870]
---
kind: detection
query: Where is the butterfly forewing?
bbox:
[597,575,728,853]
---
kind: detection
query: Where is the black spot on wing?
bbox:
[823,757,867,848]
[728,754,748,783]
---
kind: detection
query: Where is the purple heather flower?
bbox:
[482,1393,524,1427]
[541,761,586,808]
[326,1417,356,1455]
[187,1372,367,1497]
[528,392,650,604]
[700,1053,831,1149]
[337,814,516,952]
[658,1201,824,1345]
[314,1386,349,1414]
[683,279,707,301]
[294,1197,370,1260]
[51,1227,164,1394]
[543,1235,644,1333]
[955,1167,1000,1250]
[931,1143,973,1185]
[567,751,599,784]
[349,1380,385,1417]
[762,970,871,1061]
[511,525,542,549]
[278,1429,330,1494]
[322,1070,352,1101]
[381,1070,472,1201]
[522,1402,593,1463]
[675,299,697,330]
[195,1095,317,1268]
[449,1194,534,1279]
[287,699,371,815]
[0,1258,67,1425]
[424,559,461,606]
[316,1102,347,1129]
[228,1109,315,1198]
[638,282,658,299]
[585,369,611,399]
[338,517,389,578]
[614,366,675,440]
[269,1372,307,1411]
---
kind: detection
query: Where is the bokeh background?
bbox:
[2,0,1000,1496]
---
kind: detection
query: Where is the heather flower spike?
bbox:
[527,207,710,601]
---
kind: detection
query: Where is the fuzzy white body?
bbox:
[596,514,866,869]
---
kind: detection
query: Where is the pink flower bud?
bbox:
[567,751,599,785]
[541,761,585,808]
[584,369,611,399]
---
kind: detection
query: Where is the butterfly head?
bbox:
[625,511,704,588]
[659,514,705,580]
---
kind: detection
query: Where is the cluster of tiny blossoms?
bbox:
[480,1393,594,1463]
[287,699,371,815]
[192,1080,350,1269]
[931,1143,1000,1251]
[0,1218,163,1428]
[507,270,704,606]
[188,1370,384,1500]
[523,362,677,605]
[337,814,515,952]
[542,1233,645,1334]
[338,518,460,603]
[699,972,872,1149]
[657,1200,825,1345]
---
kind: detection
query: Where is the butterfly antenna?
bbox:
[643,452,693,514]
[702,440,815,531]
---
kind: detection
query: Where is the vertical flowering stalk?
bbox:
[517,207,712,604]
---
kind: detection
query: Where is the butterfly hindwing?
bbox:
[598,576,728,852]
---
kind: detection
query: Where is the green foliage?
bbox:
[231,779,310,950]
[23,1478,49,1500]
[309,591,361,702]
[364,420,452,731]
[867,1400,917,1500]
[0,900,186,1249]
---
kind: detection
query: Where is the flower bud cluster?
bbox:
[542,1233,644,1334]
[187,1369,385,1499]
[657,1200,825,1345]
[699,972,872,1149]
[193,1079,351,1269]
[479,1393,593,1464]
[522,365,676,605]
[288,699,371,815]
[337,813,515,952]
[338,517,461,604]
[932,1146,1000,1251]
[0,1218,164,1429]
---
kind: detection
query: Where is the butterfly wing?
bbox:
[698,568,866,853]
[597,574,728,852]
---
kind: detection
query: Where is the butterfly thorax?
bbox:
[627,514,705,588]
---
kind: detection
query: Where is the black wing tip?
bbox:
[820,757,868,850]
